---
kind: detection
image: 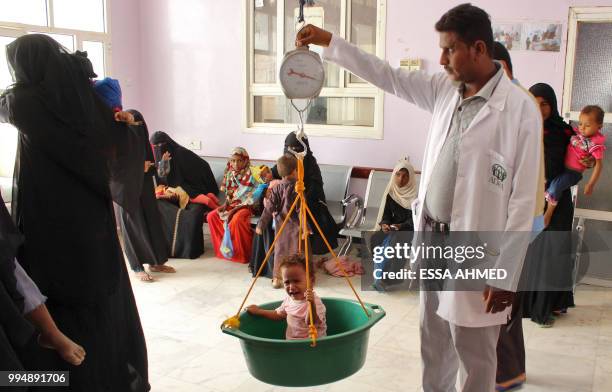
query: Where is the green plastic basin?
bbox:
[221,297,385,387]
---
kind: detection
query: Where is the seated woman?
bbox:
[150,132,218,259]
[150,131,218,199]
[371,159,417,291]
[376,159,416,233]
[207,147,258,263]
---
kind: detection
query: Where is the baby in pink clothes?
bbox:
[544,105,607,227]
[246,254,327,340]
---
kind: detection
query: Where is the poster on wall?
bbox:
[522,23,562,52]
[493,23,523,50]
[493,21,562,52]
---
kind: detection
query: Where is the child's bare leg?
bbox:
[26,305,86,366]
[544,203,557,227]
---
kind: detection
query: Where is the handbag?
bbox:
[220,221,234,259]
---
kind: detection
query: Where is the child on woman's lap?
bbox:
[246,254,327,340]
[544,105,606,227]
[256,155,310,288]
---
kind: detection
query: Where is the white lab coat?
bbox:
[323,35,542,327]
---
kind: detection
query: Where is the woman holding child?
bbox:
[207,147,259,263]
[1,34,149,391]
[521,83,581,327]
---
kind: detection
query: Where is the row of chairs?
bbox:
[203,156,414,257]
[204,156,353,227]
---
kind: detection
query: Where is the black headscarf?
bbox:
[150,131,219,197]
[1,34,145,302]
[2,34,144,215]
[528,83,574,182]
[128,109,155,171]
[273,131,326,204]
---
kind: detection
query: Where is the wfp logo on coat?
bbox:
[489,163,507,190]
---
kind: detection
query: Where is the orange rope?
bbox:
[226,151,369,343]
[231,194,301,319]
[304,201,370,317]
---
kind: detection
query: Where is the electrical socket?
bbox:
[187,140,202,150]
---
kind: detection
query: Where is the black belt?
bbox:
[424,215,450,234]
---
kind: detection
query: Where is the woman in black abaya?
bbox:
[1,34,149,391]
[250,132,339,277]
[149,131,218,259]
[150,131,218,198]
[522,83,578,327]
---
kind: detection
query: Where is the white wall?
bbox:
[128,0,611,170]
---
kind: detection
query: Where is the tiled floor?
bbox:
[130,246,612,392]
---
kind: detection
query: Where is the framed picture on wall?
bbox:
[523,23,562,52]
[493,23,524,50]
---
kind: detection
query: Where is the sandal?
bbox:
[135,271,155,282]
[149,265,176,273]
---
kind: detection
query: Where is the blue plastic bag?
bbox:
[220,221,234,259]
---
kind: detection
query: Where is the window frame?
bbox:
[243,0,387,139]
[0,0,112,79]
[562,6,612,124]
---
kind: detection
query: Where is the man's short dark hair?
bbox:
[493,41,513,75]
[435,3,494,57]
[581,105,605,125]
[277,154,297,177]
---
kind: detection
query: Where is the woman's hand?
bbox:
[114,111,135,124]
[381,224,391,233]
[255,227,262,235]
[144,160,154,172]
[584,183,594,195]
[162,151,172,161]
[295,24,333,48]
[390,224,400,231]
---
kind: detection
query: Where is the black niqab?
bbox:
[273,131,326,204]
[150,131,218,198]
[528,83,574,184]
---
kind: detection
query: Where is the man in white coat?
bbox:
[296,3,541,391]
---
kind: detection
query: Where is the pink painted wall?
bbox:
[120,0,612,170]
[109,0,142,109]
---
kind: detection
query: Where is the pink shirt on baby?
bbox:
[565,129,606,172]
[275,294,327,340]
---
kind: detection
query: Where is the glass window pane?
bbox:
[0,0,47,26]
[349,0,377,84]
[0,36,16,90]
[254,95,375,127]
[83,41,105,78]
[28,32,75,52]
[53,0,105,32]
[284,0,341,87]
[570,21,612,113]
[254,0,277,84]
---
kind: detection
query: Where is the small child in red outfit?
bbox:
[544,105,606,226]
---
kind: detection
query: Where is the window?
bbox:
[245,0,386,139]
[0,0,110,179]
